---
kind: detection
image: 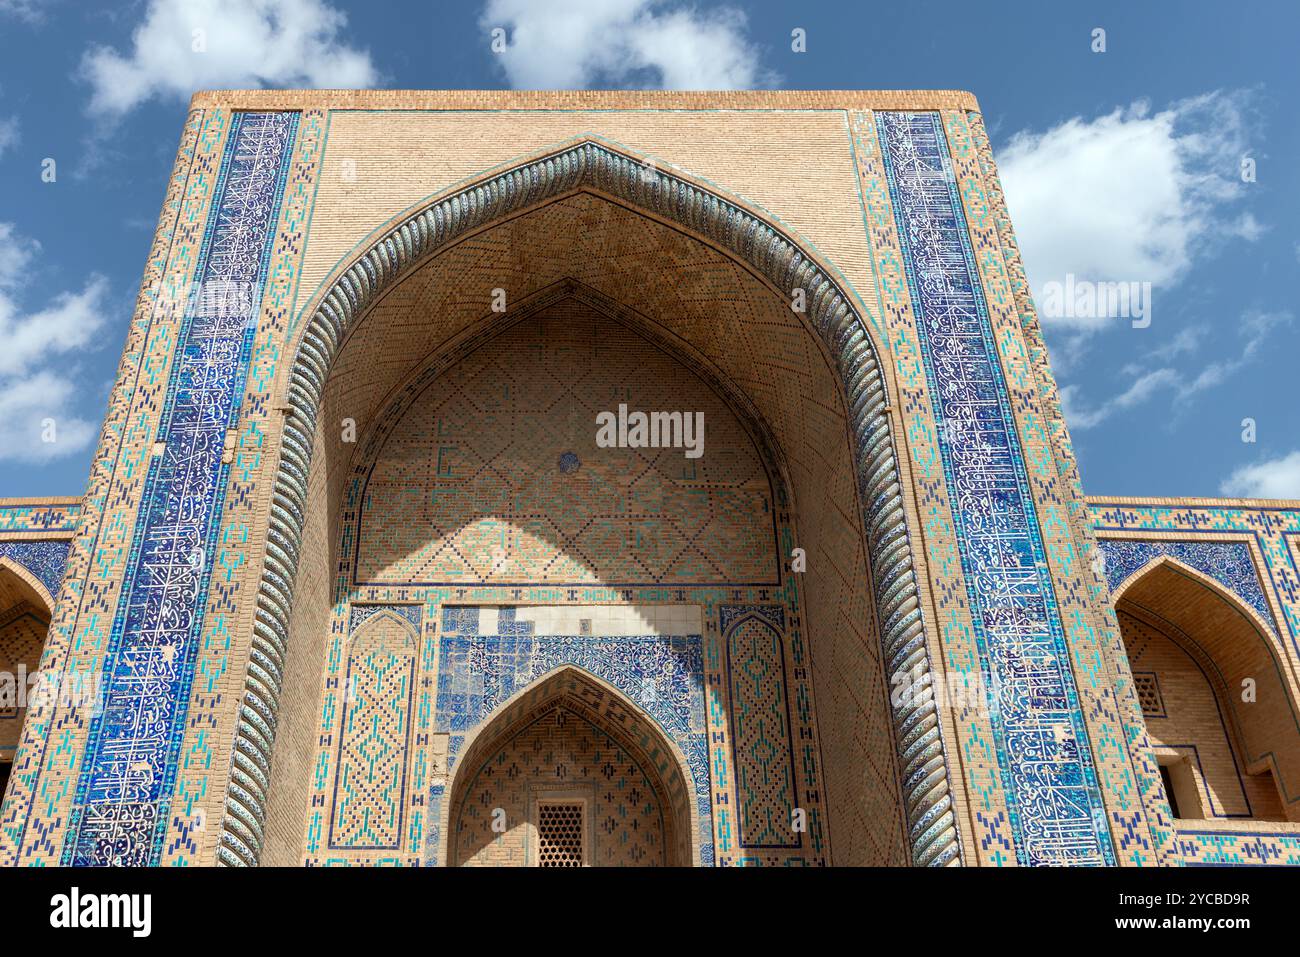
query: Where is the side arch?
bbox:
[0,558,55,794]
[0,558,56,619]
[1115,558,1300,816]
[220,138,960,867]
[1112,552,1283,651]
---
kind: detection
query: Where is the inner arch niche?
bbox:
[249,146,956,867]
[353,294,779,587]
[447,666,696,867]
[0,560,53,800]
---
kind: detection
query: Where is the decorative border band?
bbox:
[219,138,962,867]
[877,111,1115,865]
[64,112,299,866]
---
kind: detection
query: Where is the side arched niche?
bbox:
[1116,558,1300,823]
[230,140,959,868]
[0,558,55,800]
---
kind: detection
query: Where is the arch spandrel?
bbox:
[0,558,56,619]
[229,138,959,868]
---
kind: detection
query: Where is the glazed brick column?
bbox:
[962,111,1176,866]
[1,111,302,866]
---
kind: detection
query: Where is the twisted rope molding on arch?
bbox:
[218,140,962,867]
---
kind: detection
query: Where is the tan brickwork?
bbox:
[191,89,981,112]
[291,108,890,350]
[1119,607,1285,821]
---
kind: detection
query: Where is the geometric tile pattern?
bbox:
[877,111,1115,865]
[355,306,777,586]
[0,501,79,535]
[62,111,299,866]
[722,604,798,848]
[1099,538,1276,634]
[1175,830,1300,865]
[329,609,420,850]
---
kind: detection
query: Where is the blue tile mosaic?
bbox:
[1099,538,1276,633]
[877,111,1115,865]
[427,607,713,865]
[349,603,422,635]
[63,111,299,866]
[0,540,71,600]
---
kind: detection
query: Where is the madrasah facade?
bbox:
[0,90,1297,867]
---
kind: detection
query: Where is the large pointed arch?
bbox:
[220,138,959,867]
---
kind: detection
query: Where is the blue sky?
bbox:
[0,0,1297,501]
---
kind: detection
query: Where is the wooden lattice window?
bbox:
[537,801,585,867]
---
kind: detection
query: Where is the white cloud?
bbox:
[0,115,18,159]
[1221,451,1300,500]
[82,0,377,118]
[481,0,772,89]
[1146,323,1207,362]
[0,223,109,462]
[999,91,1259,332]
[0,0,44,22]
[1060,369,1178,430]
[1061,308,1291,431]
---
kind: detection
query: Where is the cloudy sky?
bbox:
[0,0,1296,500]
